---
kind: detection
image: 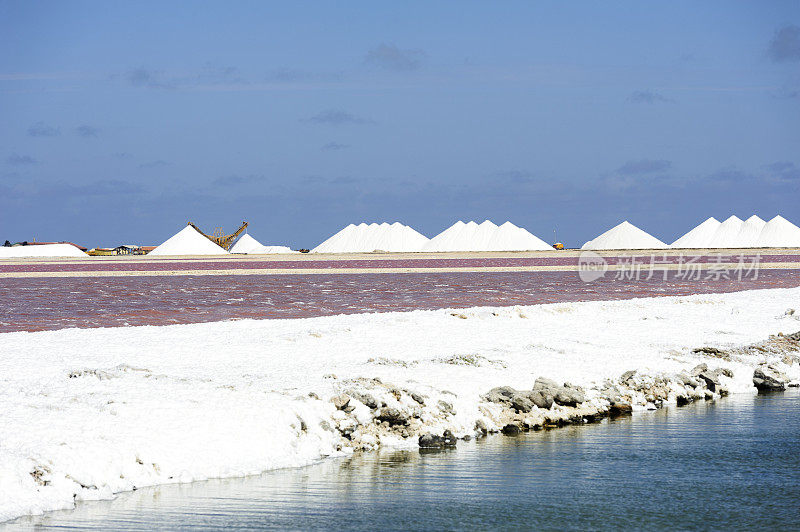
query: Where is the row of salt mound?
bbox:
[671,215,800,248]
[757,215,800,247]
[670,217,722,249]
[0,243,87,258]
[707,215,750,248]
[422,220,552,251]
[311,222,429,253]
[229,233,297,254]
[581,221,668,250]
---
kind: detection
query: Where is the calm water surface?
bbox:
[11,391,800,531]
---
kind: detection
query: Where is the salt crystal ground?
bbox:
[1,286,800,522]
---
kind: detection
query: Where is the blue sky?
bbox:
[1,1,799,248]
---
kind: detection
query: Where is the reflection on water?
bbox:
[2,269,798,332]
[12,391,800,530]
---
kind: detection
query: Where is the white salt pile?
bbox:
[670,217,721,248]
[422,220,472,251]
[755,215,800,248]
[492,221,553,251]
[312,222,429,253]
[230,233,296,254]
[671,214,800,249]
[0,244,87,259]
[706,215,745,248]
[422,220,551,251]
[581,221,668,250]
[737,215,767,248]
[148,226,229,256]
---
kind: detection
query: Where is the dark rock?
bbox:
[510,393,534,413]
[377,407,409,426]
[785,331,800,342]
[483,386,516,404]
[543,415,565,427]
[418,430,457,448]
[494,386,518,398]
[553,388,585,407]
[361,394,378,409]
[609,402,632,416]
[719,368,734,379]
[501,424,521,435]
[437,400,455,416]
[753,367,789,391]
[697,372,720,392]
[620,370,637,382]
[677,373,699,388]
[522,418,542,430]
[676,395,690,407]
[410,392,426,405]
[474,419,488,435]
[350,392,378,409]
[692,346,728,358]
[533,377,559,391]
[690,363,708,377]
[442,429,456,444]
[528,390,554,409]
[331,394,350,410]
[533,377,583,407]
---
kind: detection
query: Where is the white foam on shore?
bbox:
[1,287,799,522]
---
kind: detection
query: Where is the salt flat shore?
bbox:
[1,287,800,522]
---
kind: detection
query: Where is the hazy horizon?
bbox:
[2,1,799,248]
